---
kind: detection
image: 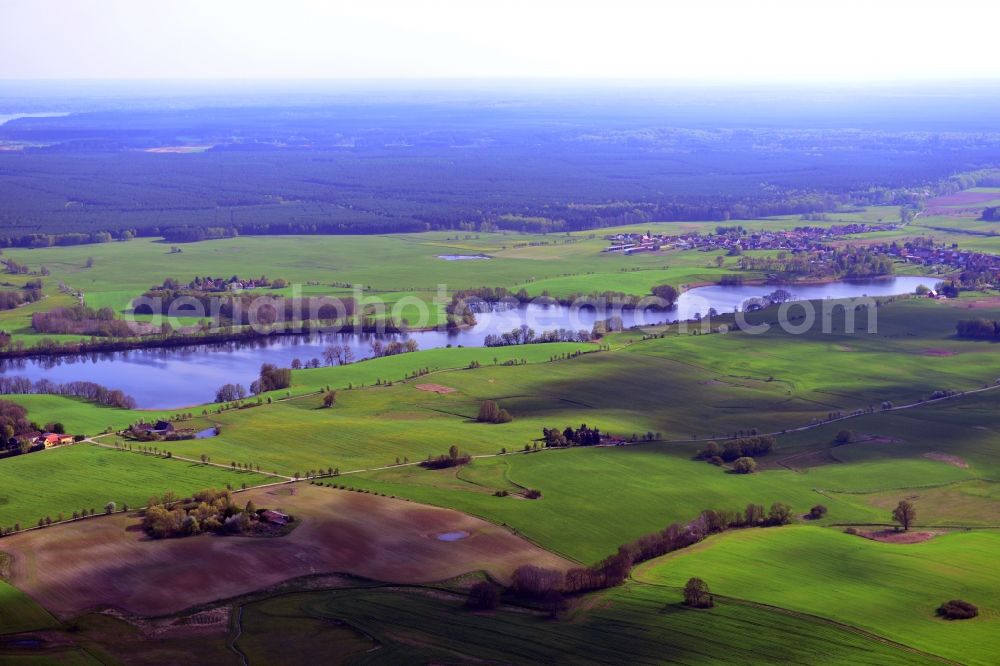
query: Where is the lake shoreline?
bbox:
[0,276,936,408]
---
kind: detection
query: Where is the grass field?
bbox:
[0,394,152,436]
[0,199,980,349]
[0,578,59,635]
[0,231,752,348]
[0,443,271,529]
[342,441,977,563]
[233,582,938,665]
[1,296,997,551]
[0,199,999,663]
[334,381,1000,563]
[634,526,1000,665]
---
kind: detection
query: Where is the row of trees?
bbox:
[955,319,1000,340]
[484,326,593,348]
[322,344,356,366]
[0,230,120,249]
[31,304,140,337]
[250,364,292,395]
[541,424,602,447]
[215,383,248,403]
[133,289,358,326]
[0,279,43,311]
[697,435,775,462]
[500,501,794,611]
[0,376,137,409]
[420,445,472,470]
[369,339,419,358]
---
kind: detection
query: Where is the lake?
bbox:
[0,112,70,126]
[0,276,934,409]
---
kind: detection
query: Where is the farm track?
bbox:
[87,435,294,480]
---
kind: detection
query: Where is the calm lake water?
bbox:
[0,112,70,126]
[0,276,933,409]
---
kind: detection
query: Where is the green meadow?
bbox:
[1,394,152,436]
[0,200,972,348]
[234,583,936,665]
[337,382,1000,563]
[0,578,59,635]
[3,295,999,539]
[342,442,974,563]
[0,444,271,528]
[0,199,998,663]
[635,526,1000,665]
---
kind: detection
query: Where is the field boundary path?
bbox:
[86,434,294,480]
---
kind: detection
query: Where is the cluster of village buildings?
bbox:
[885,242,1000,274]
[603,224,1000,284]
[603,223,900,255]
[153,276,274,292]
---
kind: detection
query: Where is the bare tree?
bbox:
[892,500,916,531]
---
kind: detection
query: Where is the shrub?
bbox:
[651,284,679,307]
[937,599,978,620]
[767,502,793,525]
[543,589,568,618]
[477,400,513,424]
[322,390,337,408]
[466,581,500,610]
[699,440,720,458]
[523,488,543,499]
[511,565,562,598]
[808,504,828,519]
[834,429,853,444]
[682,577,713,608]
[732,457,756,474]
[477,400,500,423]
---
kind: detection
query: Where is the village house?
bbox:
[130,420,175,435]
[259,509,290,526]
[38,433,75,448]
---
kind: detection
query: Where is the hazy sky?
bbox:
[2,0,999,82]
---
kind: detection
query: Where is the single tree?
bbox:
[682,577,714,608]
[466,581,500,610]
[768,502,793,525]
[732,456,756,474]
[651,284,679,307]
[892,500,916,531]
[744,503,765,525]
[477,400,501,423]
[323,390,337,408]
